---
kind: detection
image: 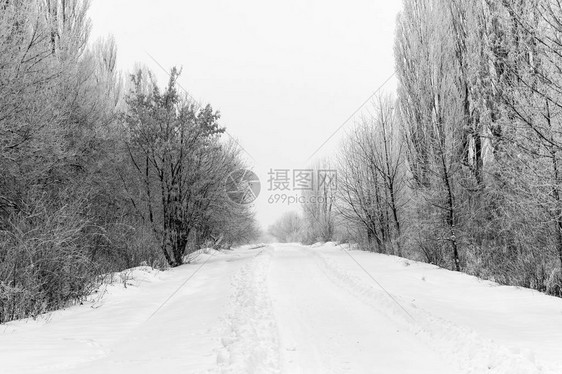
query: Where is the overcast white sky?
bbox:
[89,0,403,228]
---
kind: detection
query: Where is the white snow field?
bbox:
[1,243,562,374]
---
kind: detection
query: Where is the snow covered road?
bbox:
[268,245,458,374]
[1,243,562,373]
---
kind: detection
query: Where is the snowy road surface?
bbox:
[1,243,562,373]
[268,246,457,373]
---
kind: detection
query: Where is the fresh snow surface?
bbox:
[1,243,561,373]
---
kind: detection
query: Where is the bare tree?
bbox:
[337,95,406,255]
[301,160,336,243]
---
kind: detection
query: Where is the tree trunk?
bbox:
[441,153,461,271]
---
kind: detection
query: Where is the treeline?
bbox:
[0,0,258,323]
[285,0,562,296]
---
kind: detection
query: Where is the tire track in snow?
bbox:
[310,247,554,374]
[217,247,281,374]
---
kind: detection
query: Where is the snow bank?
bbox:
[0,247,265,373]
[310,245,561,374]
[102,265,162,288]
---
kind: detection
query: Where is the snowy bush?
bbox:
[0,197,97,323]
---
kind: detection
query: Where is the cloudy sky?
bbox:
[88,0,403,227]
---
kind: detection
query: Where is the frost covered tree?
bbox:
[268,212,303,243]
[338,96,405,255]
[395,0,466,269]
[300,161,336,244]
[390,0,562,292]
[123,68,226,266]
[0,0,131,322]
